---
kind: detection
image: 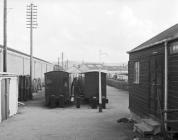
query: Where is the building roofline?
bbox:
[45,70,69,74]
[0,45,53,64]
[81,69,108,74]
[127,36,178,54]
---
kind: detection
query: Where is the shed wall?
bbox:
[9,77,18,116]
[129,40,178,129]
[0,48,53,84]
[7,52,24,75]
[0,76,18,122]
[129,43,164,117]
[0,80,1,121]
[167,40,178,128]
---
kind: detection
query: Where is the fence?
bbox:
[107,78,128,91]
[18,75,32,101]
[18,76,44,101]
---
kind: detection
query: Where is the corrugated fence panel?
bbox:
[7,52,23,75]
[34,60,42,79]
[23,58,30,75]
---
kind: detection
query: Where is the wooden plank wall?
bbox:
[129,40,178,130]
[167,40,178,129]
[129,43,164,117]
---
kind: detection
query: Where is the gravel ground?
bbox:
[0,86,134,140]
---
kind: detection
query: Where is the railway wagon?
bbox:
[45,71,71,108]
[83,71,108,108]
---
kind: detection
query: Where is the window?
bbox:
[170,42,178,54]
[133,62,140,84]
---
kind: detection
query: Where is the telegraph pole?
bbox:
[3,0,7,72]
[26,3,38,98]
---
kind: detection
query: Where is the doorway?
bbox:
[149,54,164,118]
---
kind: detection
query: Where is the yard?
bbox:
[0,86,134,140]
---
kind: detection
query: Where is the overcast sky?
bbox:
[0,0,178,63]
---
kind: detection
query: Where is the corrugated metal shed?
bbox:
[0,72,18,122]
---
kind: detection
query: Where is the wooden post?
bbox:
[164,41,168,130]
[3,0,7,72]
[99,70,102,112]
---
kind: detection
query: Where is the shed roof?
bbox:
[0,72,17,77]
[128,24,178,53]
[0,45,53,64]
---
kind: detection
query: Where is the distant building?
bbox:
[78,63,128,81]
[66,66,81,80]
[53,65,63,71]
[104,65,128,81]
[79,63,104,72]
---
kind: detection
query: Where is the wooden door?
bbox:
[1,79,10,121]
[149,54,164,118]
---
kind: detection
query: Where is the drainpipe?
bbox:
[99,70,102,112]
[164,41,168,130]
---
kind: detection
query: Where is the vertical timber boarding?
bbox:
[128,59,150,117]
[167,40,178,129]
[128,44,165,119]
[149,54,164,119]
[128,24,178,131]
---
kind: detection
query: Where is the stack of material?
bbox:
[134,118,161,136]
[18,75,32,101]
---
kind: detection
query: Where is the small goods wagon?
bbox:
[82,71,108,108]
[45,71,71,108]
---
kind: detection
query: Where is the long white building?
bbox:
[0,45,54,82]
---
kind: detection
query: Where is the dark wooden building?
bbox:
[128,24,178,130]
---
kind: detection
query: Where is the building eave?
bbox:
[127,36,178,54]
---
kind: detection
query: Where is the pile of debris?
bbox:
[117,117,164,140]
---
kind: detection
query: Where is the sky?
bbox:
[0,0,178,63]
